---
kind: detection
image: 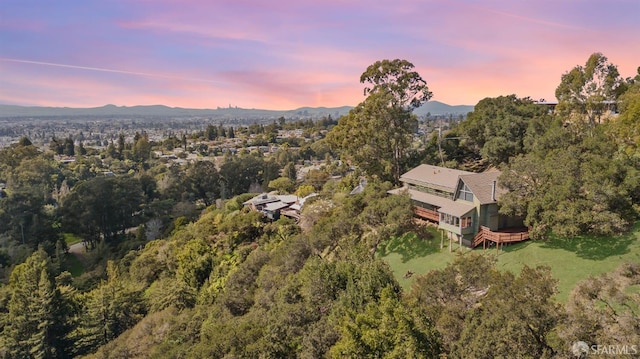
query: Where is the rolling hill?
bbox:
[0,101,473,119]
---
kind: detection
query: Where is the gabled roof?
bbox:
[458,170,505,204]
[400,164,472,192]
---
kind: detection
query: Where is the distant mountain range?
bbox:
[0,101,473,119]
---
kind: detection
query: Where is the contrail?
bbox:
[0,57,223,84]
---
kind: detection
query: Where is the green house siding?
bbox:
[393,165,531,248]
[461,210,477,236]
[476,203,499,231]
[439,222,461,235]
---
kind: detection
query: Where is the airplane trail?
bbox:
[0,58,223,84]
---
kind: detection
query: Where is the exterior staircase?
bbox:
[471,226,530,249]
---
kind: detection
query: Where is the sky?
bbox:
[1,0,639,110]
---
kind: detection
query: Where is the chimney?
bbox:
[491,180,496,202]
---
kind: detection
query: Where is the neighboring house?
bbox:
[535,100,619,117]
[243,192,316,221]
[389,164,529,248]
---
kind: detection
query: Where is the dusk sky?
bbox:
[1,0,639,110]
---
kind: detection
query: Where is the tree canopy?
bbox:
[457,94,550,167]
[328,59,431,183]
[495,53,640,239]
[555,52,625,130]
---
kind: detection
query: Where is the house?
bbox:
[243,193,316,221]
[535,100,619,117]
[389,164,529,248]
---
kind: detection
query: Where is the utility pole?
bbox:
[436,127,466,167]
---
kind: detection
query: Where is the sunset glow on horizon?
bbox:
[1,0,639,110]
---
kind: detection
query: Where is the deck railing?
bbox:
[472,226,530,248]
[415,207,439,222]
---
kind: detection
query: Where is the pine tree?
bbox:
[3,249,73,358]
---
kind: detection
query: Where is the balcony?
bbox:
[415,206,439,222]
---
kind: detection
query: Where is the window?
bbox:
[458,183,474,202]
[441,213,460,226]
[461,216,472,228]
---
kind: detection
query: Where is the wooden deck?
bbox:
[415,207,439,222]
[472,226,530,249]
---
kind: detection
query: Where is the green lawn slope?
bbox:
[379,223,640,302]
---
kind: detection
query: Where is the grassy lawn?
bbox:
[65,253,85,277]
[378,223,640,302]
[64,232,83,246]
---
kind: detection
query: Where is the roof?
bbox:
[389,187,474,217]
[277,195,299,204]
[400,164,472,192]
[263,202,291,212]
[459,170,505,204]
[438,201,475,217]
[243,193,279,206]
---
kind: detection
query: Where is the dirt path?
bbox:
[68,241,90,267]
[68,241,86,254]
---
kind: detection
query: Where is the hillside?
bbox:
[0,101,473,119]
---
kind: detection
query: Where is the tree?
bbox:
[219,153,272,197]
[268,177,296,194]
[0,154,62,249]
[555,52,624,131]
[407,254,496,353]
[74,261,145,355]
[3,249,74,358]
[76,141,87,156]
[132,132,151,162]
[451,266,561,358]
[283,162,297,182]
[176,239,215,289]
[49,137,63,155]
[356,181,415,256]
[60,176,144,245]
[609,81,640,157]
[330,286,441,358]
[557,262,640,357]
[328,59,431,184]
[360,59,433,110]
[303,168,330,191]
[63,136,75,157]
[458,95,550,166]
[117,133,126,155]
[184,161,220,206]
[499,126,637,239]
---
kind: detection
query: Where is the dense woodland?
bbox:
[0,54,639,358]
